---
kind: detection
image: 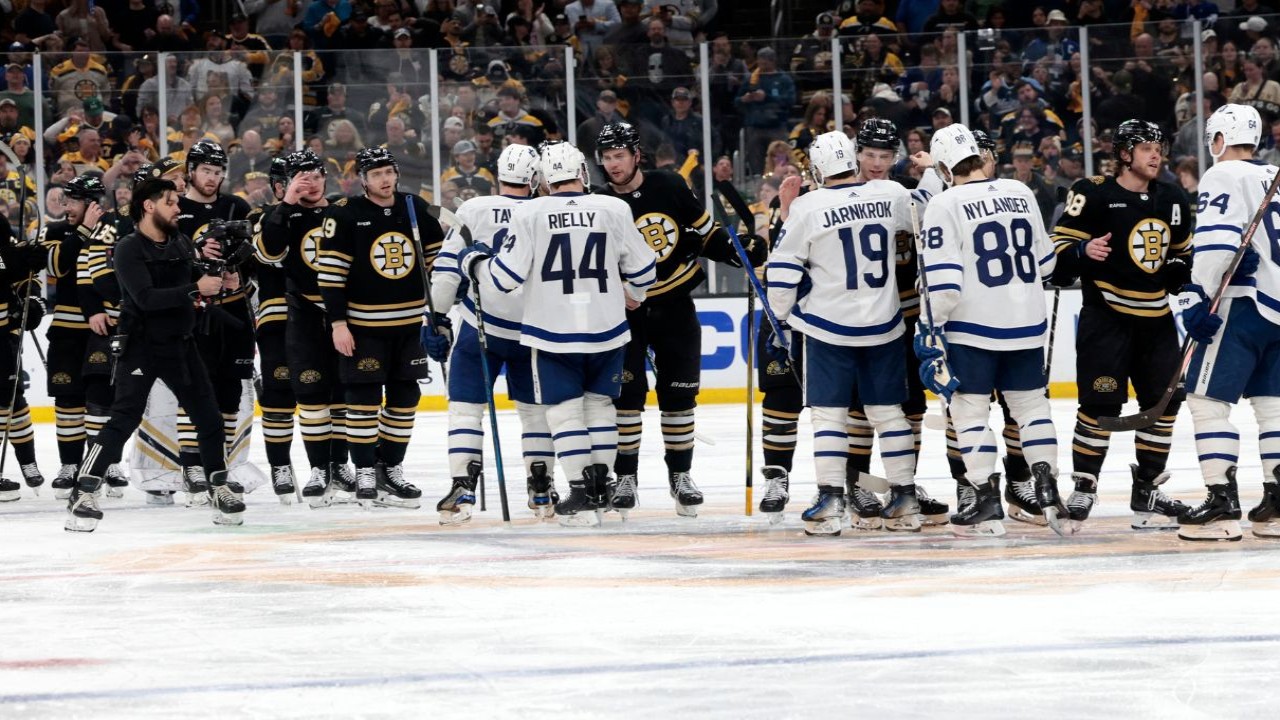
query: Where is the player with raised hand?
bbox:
[459,142,656,527]
[1177,104,1280,541]
[915,124,1062,537]
[1050,119,1193,533]
[765,130,920,536]
[427,144,561,523]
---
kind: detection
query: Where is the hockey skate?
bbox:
[375,463,422,509]
[1130,465,1187,530]
[182,466,210,507]
[607,473,637,520]
[330,463,359,505]
[1032,462,1068,536]
[668,471,703,518]
[103,465,129,499]
[0,477,19,502]
[208,471,245,526]
[802,486,846,536]
[437,461,480,525]
[65,480,104,533]
[1004,473,1048,527]
[51,464,78,500]
[354,467,378,509]
[845,475,884,530]
[950,476,1006,537]
[758,466,790,524]
[915,484,950,526]
[525,461,557,520]
[955,479,977,516]
[1065,473,1098,534]
[20,462,43,494]
[145,490,175,506]
[556,465,608,527]
[882,484,923,532]
[271,465,297,505]
[1178,470,1243,541]
[1248,472,1280,538]
[302,465,335,509]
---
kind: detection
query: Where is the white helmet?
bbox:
[1205,103,1262,158]
[807,131,856,184]
[539,142,590,188]
[497,144,540,190]
[929,124,981,185]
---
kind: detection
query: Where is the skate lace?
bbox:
[213,484,237,505]
[916,485,935,502]
[184,466,207,484]
[272,466,293,484]
[854,487,880,506]
[1068,491,1094,513]
[957,484,977,508]
[337,465,356,484]
[57,464,78,480]
[357,469,377,491]
[1149,487,1176,508]
[672,472,697,495]
[307,468,328,489]
[763,476,787,502]
[385,464,407,485]
[75,491,100,513]
[614,474,637,498]
[1011,478,1038,502]
[20,463,40,478]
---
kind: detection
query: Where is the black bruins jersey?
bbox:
[0,217,44,334]
[318,192,443,331]
[597,169,739,299]
[248,204,289,331]
[1052,175,1191,319]
[178,193,252,307]
[40,220,93,333]
[258,201,327,311]
[78,214,123,321]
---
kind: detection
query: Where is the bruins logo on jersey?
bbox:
[369,232,415,279]
[635,213,679,261]
[1129,218,1171,274]
[301,227,324,271]
[357,357,381,372]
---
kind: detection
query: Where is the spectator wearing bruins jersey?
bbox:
[176,141,254,497]
[319,147,441,507]
[1050,120,1193,532]
[0,210,48,496]
[594,123,768,514]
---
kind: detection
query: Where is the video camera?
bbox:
[193,218,255,276]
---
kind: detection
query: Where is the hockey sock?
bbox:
[54,402,87,466]
[906,412,924,469]
[761,386,801,471]
[222,412,239,456]
[546,398,591,481]
[1189,395,1238,486]
[1072,404,1117,479]
[845,408,873,476]
[296,402,332,470]
[1003,390,1057,472]
[261,405,296,468]
[176,407,199,468]
[330,403,349,465]
[1000,405,1027,475]
[447,402,485,477]
[1135,397,1177,475]
[5,403,36,465]
[811,406,849,486]
[585,393,619,468]
[615,409,642,476]
[84,404,108,441]
[944,416,967,481]
[864,404,915,486]
[377,381,419,467]
[660,409,694,473]
[516,402,556,477]
[343,383,381,469]
[949,392,998,483]
[1252,396,1280,479]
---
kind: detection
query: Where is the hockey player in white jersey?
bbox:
[427,145,560,523]
[1178,103,1280,541]
[765,130,921,536]
[915,124,1064,537]
[458,143,656,527]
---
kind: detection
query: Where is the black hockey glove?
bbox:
[22,296,45,331]
[739,233,769,267]
[1158,256,1192,293]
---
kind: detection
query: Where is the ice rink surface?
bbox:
[2,398,1278,719]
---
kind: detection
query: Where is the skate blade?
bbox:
[212,510,245,526]
[1131,512,1179,530]
[803,517,842,536]
[54,488,72,500]
[1251,520,1280,538]
[64,515,100,532]
[105,487,124,499]
[1066,518,1087,535]
[1178,519,1243,541]
[531,505,556,521]
[1043,507,1069,537]
[145,493,175,507]
[277,493,294,506]
[557,511,601,527]
[951,519,1006,537]
[373,493,422,510]
[920,512,950,526]
[359,498,375,510]
[185,493,210,508]
[305,494,334,509]
[1007,506,1049,526]
[675,503,698,518]
[438,505,475,526]
[883,514,923,532]
[848,514,884,531]
[765,511,785,525]
[0,489,19,503]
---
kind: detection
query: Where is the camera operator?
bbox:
[67,177,244,533]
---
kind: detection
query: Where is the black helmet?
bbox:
[856,118,899,151]
[64,175,106,201]
[1114,119,1165,162]
[133,156,182,186]
[594,122,640,163]
[971,129,997,152]
[284,149,325,178]
[356,146,398,174]
[186,139,228,172]
[269,155,290,187]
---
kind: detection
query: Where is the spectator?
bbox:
[118,54,156,122]
[1260,117,1280,165]
[473,122,499,174]
[441,139,496,194]
[1007,143,1056,228]
[0,63,38,130]
[44,185,68,226]
[604,0,649,72]
[839,0,896,38]
[308,83,367,141]
[44,96,116,148]
[565,0,621,60]
[1229,56,1280,124]
[382,115,430,196]
[736,47,796,175]
[546,13,578,51]
[439,116,466,158]
[1175,156,1199,197]
[56,0,116,52]
[931,106,953,131]
[303,0,353,48]
[629,18,694,125]
[268,29,327,108]
[117,0,162,53]
[0,98,34,148]
[576,88,625,167]
[1023,10,1079,73]
[13,0,57,46]
[276,115,298,150]
[189,35,257,113]
[789,94,831,158]
[137,55,193,124]
[923,0,979,34]
[1217,39,1243,91]
[370,0,399,31]
[1251,37,1280,84]
[1171,96,1212,163]
[509,0,556,50]
[1094,69,1144,134]
[1236,15,1269,49]
[144,14,193,54]
[62,127,111,177]
[200,95,236,148]
[48,37,110,116]
[661,86,706,161]
[241,85,293,141]
[226,12,272,80]
[487,86,544,142]
[1126,34,1175,126]
[895,0,941,36]
[323,119,365,179]
[227,129,272,190]
[707,32,748,157]
[791,13,838,99]
[1055,141,1086,193]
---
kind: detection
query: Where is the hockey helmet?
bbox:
[539,142,590,188]
[594,122,640,164]
[971,129,997,152]
[1113,119,1166,163]
[497,144,540,190]
[268,155,290,188]
[1205,104,1262,157]
[133,156,183,186]
[284,149,325,178]
[929,124,981,185]
[186,139,228,173]
[808,131,857,184]
[855,118,899,152]
[356,145,399,175]
[63,174,107,201]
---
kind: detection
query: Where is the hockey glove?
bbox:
[21,296,45,331]
[456,242,494,281]
[912,323,946,364]
[1177,285,1223,344]
[765,322,792,362]
[740,233,769,267]
[920,356,960,402]
[1159,256,1192,293]
[421,313,454,362]
[1231,246,1261,284]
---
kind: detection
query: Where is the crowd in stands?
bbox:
[3,0,1280,279]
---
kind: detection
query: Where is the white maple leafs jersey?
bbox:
[766,179,911,347]
[911,167,946,209]
[1192,158,1280,324]
[478,192,657,353]
[920,178,1056,350]
[432,194,528,342]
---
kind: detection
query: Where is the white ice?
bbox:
[1,399,1278,719]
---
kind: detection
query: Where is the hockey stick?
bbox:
[458,224,510,523]
[1044,287,1061,379]
[405,195,448,384]
[0,155,32,491]
[745,286,756,516]
[910,201,952,433]
[726,225,802,386]
[1098,165,1280,431]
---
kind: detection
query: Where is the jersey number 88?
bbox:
[973,218,1038,287]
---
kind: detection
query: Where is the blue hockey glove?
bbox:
[456,242,494,281]
[912,323,946,364]
[1232,246,1261,283]
[421,313,454,362]
[1177,285,1223,344]
[766,322,792,362]
[919,356,960,402]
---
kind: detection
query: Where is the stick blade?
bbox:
[1097,408,1161,432]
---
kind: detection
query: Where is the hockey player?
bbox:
[459,142,656,527]
[595,122,767,517]
[1177,103,1280,541]
[258,150,357,508]
[0,211,45,500]
[915,124,1062,537]
[319,146,440,509]
[427,144,561,523]
[764,130,920,536]
[42,175,108,499]
[1050,119,1193,532]
[175,140,254,504]
[67,176,242,532]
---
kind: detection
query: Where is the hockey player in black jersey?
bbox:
[319,146,441,508]
[595,122,768,517]
[0,211,45,500]
[1051,119,1193,532]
